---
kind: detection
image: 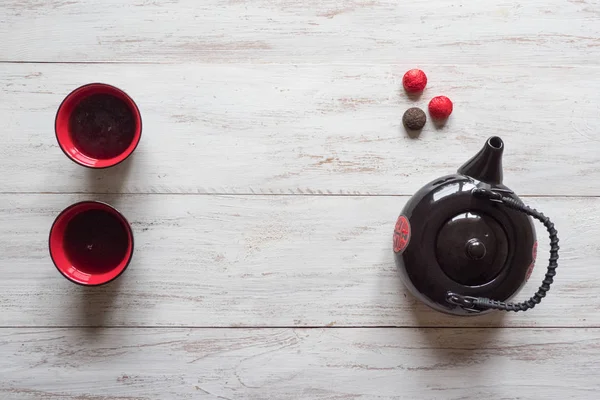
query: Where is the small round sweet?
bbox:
[402,107,427,130]
[402,69,428,93]
[428,96,453,119]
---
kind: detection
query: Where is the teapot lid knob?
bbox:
[466,239,486,260]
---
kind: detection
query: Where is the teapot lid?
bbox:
[436,211,508,286]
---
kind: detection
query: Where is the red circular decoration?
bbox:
[393,215,411,254]
[428,95,453,119]
[402,69,427,93]
[525,241,538,281]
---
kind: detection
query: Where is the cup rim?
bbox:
[48,200,134,286]
[54,82,143,169]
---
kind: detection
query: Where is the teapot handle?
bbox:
[446,188,559,313]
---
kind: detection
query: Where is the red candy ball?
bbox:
[428,96,453,119]
[402,69,427,93]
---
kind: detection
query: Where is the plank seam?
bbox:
[0,192,598,198]
[0,326,595,329]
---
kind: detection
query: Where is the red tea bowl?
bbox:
[49,201,134,286]
[55,83,142,168]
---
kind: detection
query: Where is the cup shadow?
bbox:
[67,161,132,332]
[85,156,133,193]
[74,276,124,330]
[60,92,138,331]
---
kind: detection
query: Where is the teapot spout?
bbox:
[457,136,504,185]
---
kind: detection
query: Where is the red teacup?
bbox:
[49,201,134,286]
[55,83,142,168]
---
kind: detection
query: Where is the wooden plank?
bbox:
[1,194,598,327]
[1,327,599,399]
[1,63,599,196]
[2,0,600,65]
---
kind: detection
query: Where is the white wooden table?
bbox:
[1,1,600,399]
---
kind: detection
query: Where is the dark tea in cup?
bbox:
[49,201,134,286]
[55,83,142,168]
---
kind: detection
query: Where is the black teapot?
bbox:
[394,137,559,315]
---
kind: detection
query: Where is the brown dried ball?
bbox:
[402,107,426,130]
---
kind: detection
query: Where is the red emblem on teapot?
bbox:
[393,215,411,254]
[525,241,538,281]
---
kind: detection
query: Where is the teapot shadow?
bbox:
[413,325,503,375]
[410,293,507,328]
[396,273,507,329]
[407,290,506,371]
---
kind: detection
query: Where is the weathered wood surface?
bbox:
[2,0,600,65]
[1,63,599,196]
[1,194,597,328]
[2,0,600,396]
[2,328,599,400]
